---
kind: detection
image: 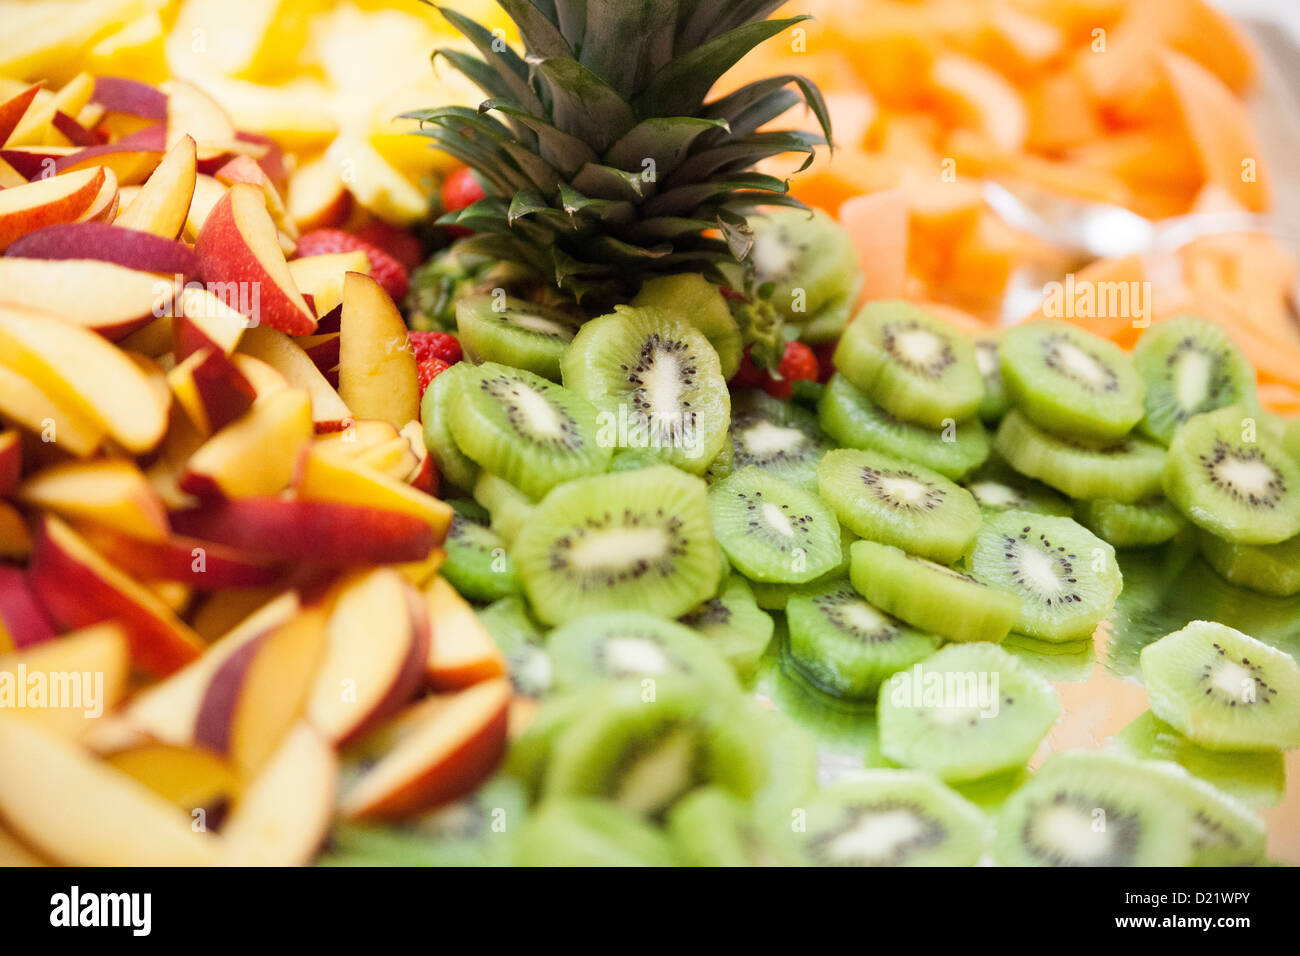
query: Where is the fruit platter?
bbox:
[1,0,1299,874]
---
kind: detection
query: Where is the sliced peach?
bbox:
[0,501,30,561]
[162,80,237,154]
[77,523,282,589]
[0,257,171,340]
[229,353,289,399]
[0,565,56,651]
[195,182,316,335]
[0,83,42,147]
[0,429,18,497]
[193,606,326,780]
[19,457,168,540]
[54,125,166,183]
[92,76,167,120]
[308,568,429,746]
[340,678,511,820]
[103,743,240,822]
[5,73,92,148]
[287,153,351,232]
[180,387,312,498]
[236,325,352,429]
[74,164,121,223]
[288,250,369,317]
[4,221,199,277]
[0,717,219,865]
[296,443,452,539]
[215,153,293,238]
[174,285,249,359]
[0,824,47,866]
[115,133,196,239]
[182,172,227,239]
[0,164,103,250]
[222,722,337,866]
[0,622,130,738]
[0,304,168,453]
[28,516,203,675]
[424,576,506,690]
[338,271,418,427]
[167,347,257,437]
[0,362,104,458]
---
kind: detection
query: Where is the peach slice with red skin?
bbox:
[338,270,419,428]
[18,457,169,541]
[0,363,104,458]
[0,257,172,340]
[28,516,203,675]
[424,576,506,690]
[103,743,240,825]
[0,165,104,250]
[167,347,257,436]
[77,523,282,589]
[174,286,251,360]
[115,134,197,239]
[0,622,131,738]
[236,325,352,430]
[54,125,166,183]
[180,387,312,498]
[0,84,42,146]
[287,154,351,232]
[0,565,57,651]
[196,182,317,335]
[295,442,452,539]
[74,165,120,223]
[0,430,19,497]
[91,77,167,120]
[340,678,512,820]
[4,221,200,278]
[0,502,28,562]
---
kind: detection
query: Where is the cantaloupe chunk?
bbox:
[839,188,909,303]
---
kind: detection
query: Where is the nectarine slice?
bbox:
[0,363,104,457]
[296,443,452,539]
[0,622,130,738]
[338,271,419,427]
[180,387,313,498]
[237,325,352,428]
[0,164,103,250]
[115,133,197,239]
[19,458,169,541]
[424,576,506,691]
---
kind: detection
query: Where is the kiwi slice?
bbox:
[834,300,984,427]
[784,772,987,866]
[512,466,721,625]
[995,408,1166,502]
[1141,759,1267,866]
[748,207,861,329]
[994,750,1194,866]
[546,610,738,695]
[666,786,794,866]
[1139,620,1300,751]
[477,596,551,698]
[1074,497,1186,548]
[786,580,941,700]
[799,296,856,345]
[969,511,1122,643]
[1133,315,1259,446]
[708,467,842,584]
[729,389,833,492]
[1000,320,1145,440]
[963,454,1073,517]
[1114,711,1286,809]
[1284,416,1300,464]
[454,293,580,381]
[449,362,611,499]
[877,642,1060,783]
[817,448,981,564]
[420,361,480,491]
[440,507,520,602]
[1000,632,1095,683]
[975,336,1010,423]
[819,373,990,480]
[561,305,730,475]
[503,692,587,796]
[632,273,742,380]
[678,574,774,680]
[1164,404,1300,545]
[1199,529,1300,597]
[702,434,734,483]
[514,797,679,866]
[471,471,535,545]
[748,706,820,822]
[321,776,526,867]
[543,679,765,816]
[850,539,1022,644]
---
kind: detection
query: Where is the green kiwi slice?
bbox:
[703,434,735,483]
[454,293,580,381]
[729,389,833,492]
[1115,711,1286,809]
[995,408,1166,502]
[512,466,721,625]
[877,642,1060,783]
[994,750,1195,866]
[748,706,820,822]
[963,454,1073,517]
[834,300,984,427]
[969,511,1122,643]
[1000,319,1145,440]
[666,786,794,866]
[785,772,988,866]
[1000,632,1095,683]
[1140,759,1267,866]
[514,797,679,866]
[542,679,765,816]
[1133,315,1259,446]
[632,274,742,380]
[503,693,587,796]
[849,539,1022,644]
[440,506,520,603]
[819,373,989,480]
[472,471,536,545]
[1074,497,1186,548]
[561,304,730,475]
[321,776,526,867]
[786,580,941,700]
[477,596,551,698]
[975,336,1010,423]
[707,467,842,584]
[1199,529,1300,597]
[449,362,611,499]
[1139,620,1300,751]
[1164,404,1300,544]
[545,610,738,695]
[1284,416,1300,464]
[817,447,981,564]
[678,574,774,680]
[420,361,480,491]
[748,207,861,328]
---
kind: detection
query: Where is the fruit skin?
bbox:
[731,341,820,400]
[417,357,451,396]
[295,228,409,302]
[1198,530,1300,597]
[408,330,462,366]
[440,167,486,232]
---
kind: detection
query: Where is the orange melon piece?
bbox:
[843,13,939,108]
[839,187,909,304]
[790,148,902,218]
[928,53,1028,153]
[1023,68,1105,153]
[1257,384,1300,418]
[1067,130,1201,191]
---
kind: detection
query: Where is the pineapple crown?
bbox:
[406,0,832,305]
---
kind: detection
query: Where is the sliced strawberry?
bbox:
[295,228,409,303]
[417,356,451,397]
[408,330,462,366]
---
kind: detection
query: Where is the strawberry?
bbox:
[811,340,838,383]
[728,341,820,399]
[408,330,462,366]
[352,219,424,272]
[417,356,451,397]
[440,167,487,238]
[294,229,409,303]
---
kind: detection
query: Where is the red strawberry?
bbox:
[811,340,838,383]
[295,228,409,303]
[728,341,820,399]
[352,219,424,272]
[408,330,462,366]
[442,167,486,212]
[417,356,451,396]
